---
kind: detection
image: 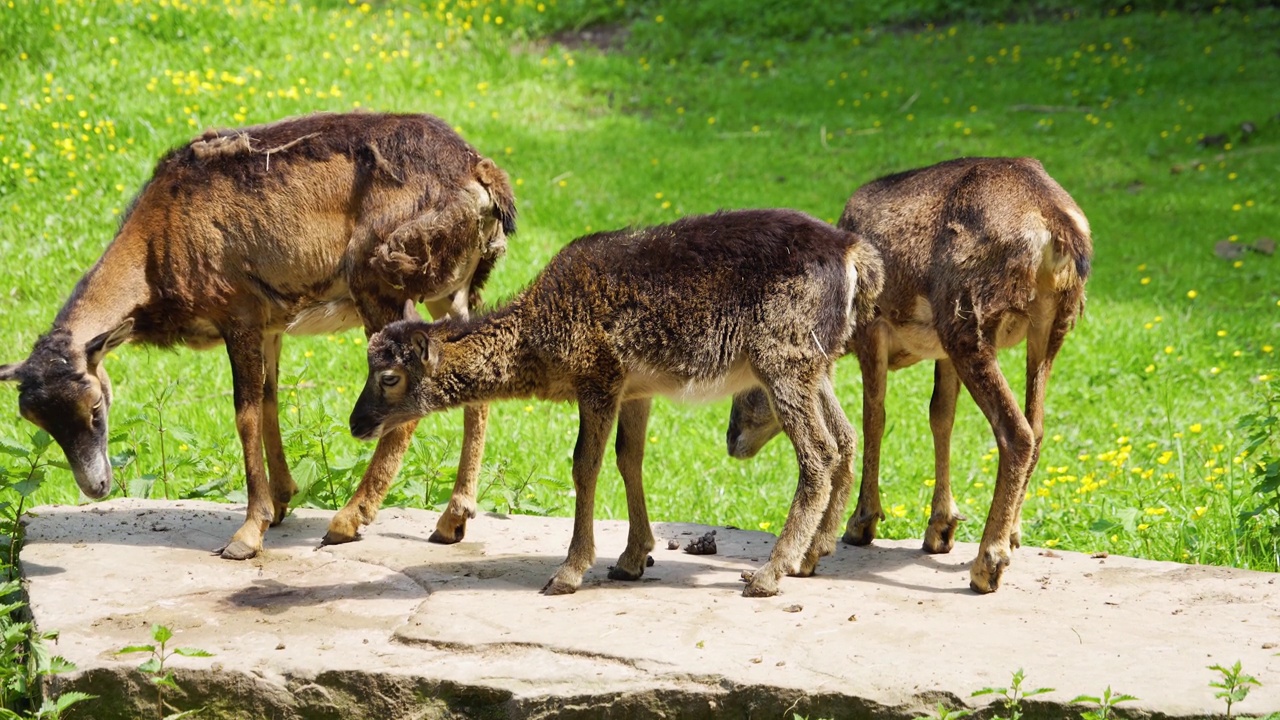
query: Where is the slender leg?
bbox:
[543,394,618,595]
[426,293,488,544]
[324,419,420,545]
[261,333,297,526]
[327,292,469,546]
[844,323,889,545]
[743,375,836,597]
[608,398,656,581]
[219,323,274,560]
[948,338,1035,595]
[798,375,857,576]
[923,359,965,553]
[1017,293,1075,549]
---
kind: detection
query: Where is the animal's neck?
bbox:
[54,233,149,345]
[433,306,539,407]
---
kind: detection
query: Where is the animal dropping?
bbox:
[351,209,883,597]
[0,112,516,559]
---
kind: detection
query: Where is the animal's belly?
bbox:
[622,361,760,403]
[884,314,1031,370]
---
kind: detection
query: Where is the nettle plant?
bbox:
[0,431,93,719]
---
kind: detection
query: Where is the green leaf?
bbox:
[137,657,162,674]
[53,691,97,713]
[31,430,53,453]
[151,624,173,645]
[163,709,207,720]
[0,439,29,458]
[151,674,181,691]
[14,467,45,497]
[115,644,156,655]
[172,647,214,658]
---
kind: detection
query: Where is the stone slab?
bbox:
[19,499,1280,718]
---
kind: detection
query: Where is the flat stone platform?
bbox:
[19,499,1280,718]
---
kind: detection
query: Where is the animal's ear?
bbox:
[0,362,22,382]
[403,299,423,323]
[85,319,134,369]
[409,329,440,373]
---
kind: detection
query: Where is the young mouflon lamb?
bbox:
[351,209,883,597]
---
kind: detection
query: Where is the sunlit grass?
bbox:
[1,0,1278,571]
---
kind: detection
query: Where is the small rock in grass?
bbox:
[667,539,680,550]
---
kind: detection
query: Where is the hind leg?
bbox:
[844,323,888,546]
[261,333,297,526]
[608,398,656,581]
[923,359,965,554]
[798,375,856,576]
[742,373,836,597]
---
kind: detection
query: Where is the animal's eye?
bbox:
[380,374,400,388]
[92,399,103,412]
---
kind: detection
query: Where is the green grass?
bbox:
[1,0,1278,572]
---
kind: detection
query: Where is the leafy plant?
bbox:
[972,668,1053,720]
[115,624,213,720]
[1238,378,1280,548]
[1071,687,1138,720]
[0,432,91,719]
[912,703,975,720]
[1209,661,1260,719]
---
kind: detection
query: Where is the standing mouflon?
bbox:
[725,157,1092,593]
[351,209,884,597]
[0,112,515,559]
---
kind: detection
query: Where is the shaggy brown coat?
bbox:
[351,209,884,597]
[726,157,1092,593]
[0,112,516,558]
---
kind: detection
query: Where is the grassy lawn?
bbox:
[1,0,1278,573]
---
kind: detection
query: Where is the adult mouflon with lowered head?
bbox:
[351,209,884,597]
[0,112,515,560]
[726,157,1092,594]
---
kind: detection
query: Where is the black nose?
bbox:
[349,414,379,441]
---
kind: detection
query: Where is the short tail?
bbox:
[848,233,885,328]
[474,157,517,237]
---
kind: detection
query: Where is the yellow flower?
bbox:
[1186,289,1198,299]
[1190,423,1203,433]
[758,521,771,531]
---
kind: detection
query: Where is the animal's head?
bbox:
[725,388,783,459]
[0,320,133,498]
[350,301,446,441]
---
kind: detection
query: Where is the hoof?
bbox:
[842,527,875,547]
[428,526,464,545]
[792,553,821,578]
[540,578,579,596]
[843,510,882,547]
[969,549,1010,594]
[217,541,259,561]
[320,529,360,546]
[607,565,643,581]
[271,503,290,527]
[741,579,780,598]
[923,519,960,554]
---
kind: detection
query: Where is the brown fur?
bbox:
[726,157,1092,593]
[351,209,884,597]
[0,111,517,558]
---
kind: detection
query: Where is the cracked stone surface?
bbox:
[20,499,1280,718]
